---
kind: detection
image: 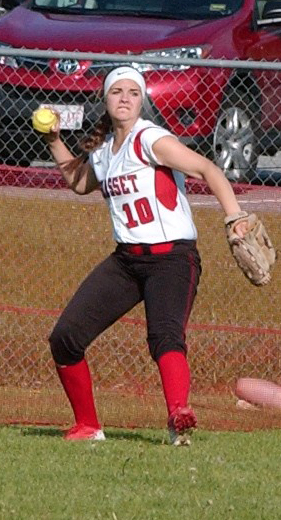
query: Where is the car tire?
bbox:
[213,90,260,183]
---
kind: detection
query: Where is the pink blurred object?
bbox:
[235,378,281,410]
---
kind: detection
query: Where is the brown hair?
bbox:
[60,111,112,186]
[79,111,112,153]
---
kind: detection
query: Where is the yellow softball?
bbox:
[32,107,58,133]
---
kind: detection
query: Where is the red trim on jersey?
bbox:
[155,166,178,211]
[134,128,178,211]
[134,129,149,165]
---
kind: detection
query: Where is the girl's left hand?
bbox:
[233,219,249,238]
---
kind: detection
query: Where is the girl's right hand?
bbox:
[44,111,61,144]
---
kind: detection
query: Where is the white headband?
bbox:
[103,67,146,98]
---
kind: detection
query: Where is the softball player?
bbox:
[43,66,248,445]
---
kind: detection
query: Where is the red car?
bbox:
[0,0,280,182]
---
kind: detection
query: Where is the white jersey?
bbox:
[89,118,197,244]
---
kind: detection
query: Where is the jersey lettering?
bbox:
[101,174,139,198]
[112,177,122,196]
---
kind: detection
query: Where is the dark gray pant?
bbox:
[49,240,201,364]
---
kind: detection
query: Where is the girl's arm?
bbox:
[45,123,99,195]
[152,136,249,236]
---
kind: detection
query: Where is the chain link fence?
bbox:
[1,50,281,431]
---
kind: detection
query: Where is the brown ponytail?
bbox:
[79,111,112,153]
[59,111,112,185]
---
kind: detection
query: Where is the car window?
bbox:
[32,0,245,18]
[260,0,281,18]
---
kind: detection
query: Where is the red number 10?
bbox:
[123,197,154,228]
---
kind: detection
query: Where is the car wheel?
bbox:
[213,91,260,183]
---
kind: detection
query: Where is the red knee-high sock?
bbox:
[56,359,100,429]
[157,351,191,416]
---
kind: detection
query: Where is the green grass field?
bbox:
[1,425,281,520]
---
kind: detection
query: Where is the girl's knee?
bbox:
[49,321,85,365]
[148,334,187,361]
